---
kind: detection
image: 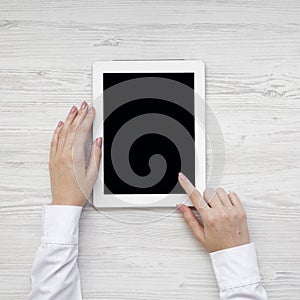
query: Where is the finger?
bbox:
[228,191,242,207]
[203,188,223,209]
[177,204,204,242]
[216,187,233,207]
[178,172,209,212]
[74,106,95,148]
[57,105,78,152]
[69,101,89,132]
[50,121,64,159]
[65,101,89,149]
[87,137,102,181]
[72,107,95,163]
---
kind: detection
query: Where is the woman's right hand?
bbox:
[177,172,250,253]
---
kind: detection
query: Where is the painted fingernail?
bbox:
[70,106,77,113]
[81,101,87,110]
[96,137,102,147]
[176,204,184,213]
[178,172,186,181]
[57,121,63,127]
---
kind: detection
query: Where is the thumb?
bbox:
[177,204,205,243]
[87,137,102,181]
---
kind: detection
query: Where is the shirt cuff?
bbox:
[209,243,261,290]
[41,205,82,245]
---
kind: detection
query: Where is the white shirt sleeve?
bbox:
[28,205,83,300]
[210,243,268,299]
[28,206,267,300]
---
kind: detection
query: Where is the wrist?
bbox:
[51,197,87,206]
[51,201,85,206]
[208,239,251,253]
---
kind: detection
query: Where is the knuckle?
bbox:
[185,214,193,224]
[58,126,66,136]
[230,209,239,219]
[67,111,75,119]
[68,126,77,136]
[229,191,237,198]
[203,188,210,195]
[229,208,246,222]
[185,216,192,224]
[50,139,56,148]
[59,132,66,141]
[216,187,225,194]
[220,211,230,221]
[206,214,216,225]
[84,111,94,123]
[60,151,72,163]
[77,124,89,135]
[190,189,201,202]
[204,188,216,204]
[239,210,247,221]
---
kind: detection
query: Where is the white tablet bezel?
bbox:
[92,60,205,207]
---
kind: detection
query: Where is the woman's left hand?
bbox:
[49,101,102,206]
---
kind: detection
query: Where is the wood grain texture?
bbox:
[0,0,299,299]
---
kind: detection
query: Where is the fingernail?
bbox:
[178,172,186,181]
[70,106,77,113]
[89,106,95,113]
[96,137,102,148]
[176,204,184,213]
[57,121,63,127]
[81,101,87,110]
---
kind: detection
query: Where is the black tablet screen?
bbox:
[103,73,195,194]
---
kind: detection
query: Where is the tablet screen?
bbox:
[103,73,195,194]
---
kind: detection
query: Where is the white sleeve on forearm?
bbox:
[28,205,83,300]
[210,243,268,300]
[28,206,268,300]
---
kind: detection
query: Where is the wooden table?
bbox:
[0,1,299,299]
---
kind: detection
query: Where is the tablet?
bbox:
[92,60,205,207]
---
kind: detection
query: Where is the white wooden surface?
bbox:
[0,1,300,299]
